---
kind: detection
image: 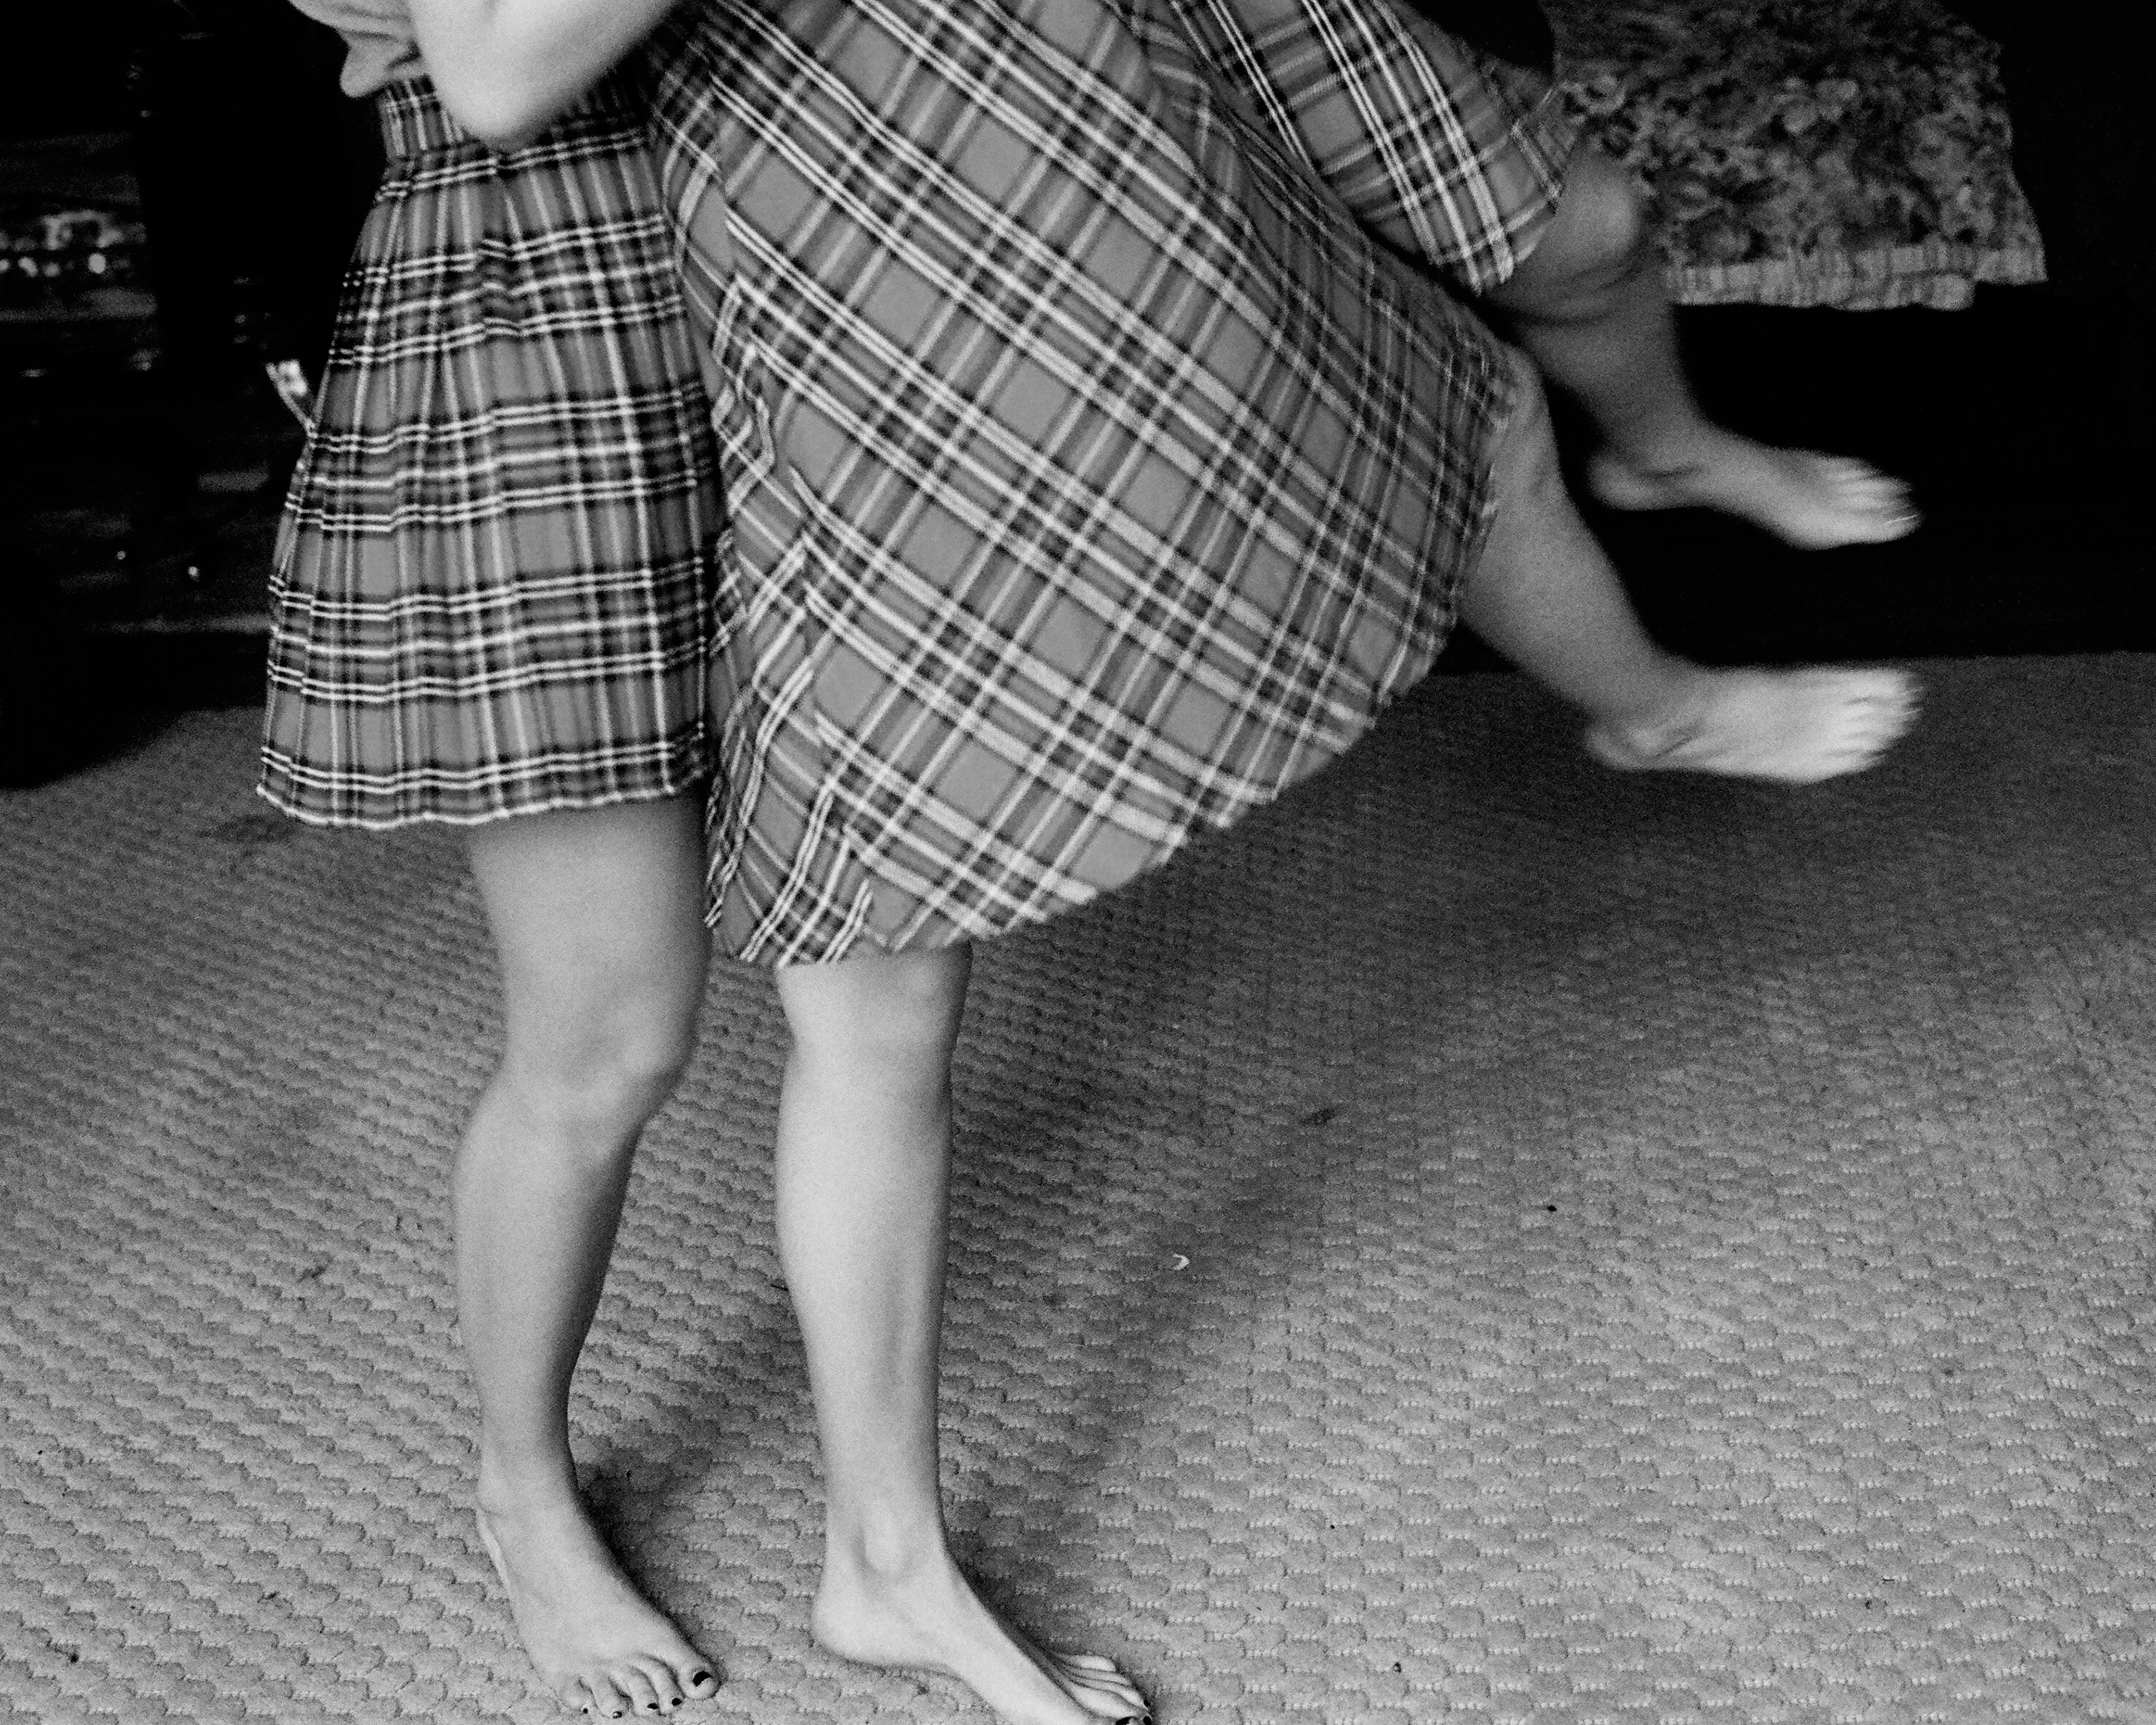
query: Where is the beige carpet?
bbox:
[5,655,2156,1725]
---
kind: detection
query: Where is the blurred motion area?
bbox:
[2,1,2147,792]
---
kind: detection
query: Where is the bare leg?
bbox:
[773,947,1149,1725]
[1481,147,1920,549]
[1464,359,1917,781]
[459,797,722,1719]
[1460,356,1697,725]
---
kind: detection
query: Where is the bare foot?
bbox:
[812,1546,1149,1725]
[476,1492,721,1718]
[1588,434,1920,548]
[1585,665,1918,784]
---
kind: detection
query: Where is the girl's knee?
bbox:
[1561,149,1651,266]
[1495,147,1654,317]
[778,944,972,1072]
[501,995,701,1138]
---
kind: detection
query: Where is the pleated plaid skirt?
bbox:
[650,0,1580,963]
[260,80,720,826]
[262,0,1579,965]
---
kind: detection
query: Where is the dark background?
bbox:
[2,0,2151,785]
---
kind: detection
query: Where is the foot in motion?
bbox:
[1586,665,1918,784]
[477,1493,721,1718]
[1588,432,1920,549]
[813,1547,1150,1725]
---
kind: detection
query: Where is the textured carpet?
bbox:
[5,656,2156,1725]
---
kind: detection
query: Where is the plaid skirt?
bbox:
[1214,0,1579,291]
[648,0,1579,963]
[260,80,720,827]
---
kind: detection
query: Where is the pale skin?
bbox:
[1480,146,1922,550]
[418,11,1912,1720]
[409,5,1149,1718]
[460,805,1153,1723]
[406,0,679,146]
[452,356,1910,1723]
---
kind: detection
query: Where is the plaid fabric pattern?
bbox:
[260,81,720,828]
[1180,0,1581,293]
[648,0,1530,964]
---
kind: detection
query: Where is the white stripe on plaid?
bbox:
[262,81,719,828]
[1173,0,1580,293]
[647,0,1532,963]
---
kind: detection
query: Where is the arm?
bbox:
[407,0,680,147]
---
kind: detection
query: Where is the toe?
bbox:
[1871,668,1921,712]
[1080,1679,1151,1716]
[1850,481,1911,511]
[1776,452,1919,544]
[1050,1652,1150,1720]
[1837,471,1918,525]
[1809,452,1894,489]
[683,1665,721,1700]
[1063,1665,1142,1703]
[1824,675,1917,760]
[1070,1689,1149,1724]
[635,1660,685,1713]
[616,1666,665,1715]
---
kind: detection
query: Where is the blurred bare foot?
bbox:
[1585,665,1918,783]
[1589,434,1919,548]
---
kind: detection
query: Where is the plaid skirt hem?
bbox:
[261,77,721,831]
[256,724,711,830]
[1196,0,1585,293]
[252,769,708,833]
[654,0,1527,964]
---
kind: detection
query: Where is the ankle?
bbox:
[1593,659,1712,735]
[825,1506,954,1588]
[476,1452,582,1518]
[1601,421,1723,478]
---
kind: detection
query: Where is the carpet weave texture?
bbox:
[5,656,2156,1724]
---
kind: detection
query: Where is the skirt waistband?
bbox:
[373,75,641,161]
